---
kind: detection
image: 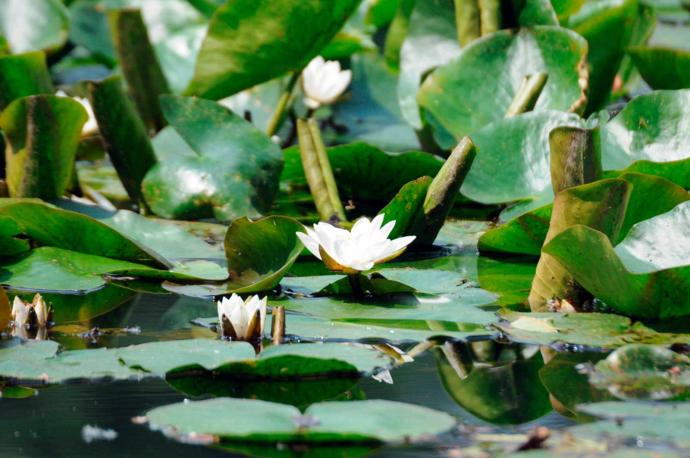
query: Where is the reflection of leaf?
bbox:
[186,0,360,99]
[418,27,587,142]
[142,95,283,221]
[167,375,364,409]
[435,347,552,424]
[145,398,456,443]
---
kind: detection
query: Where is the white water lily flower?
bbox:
[56,90,98,135]
[10,294,52,340]
[301,56,352,110]
[296,214,416,274]
[216,294,267,342]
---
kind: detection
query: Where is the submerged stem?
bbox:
[308,118,347,222]
[266,71,300,138]
[454,0,481,47]
[348,273,365,299]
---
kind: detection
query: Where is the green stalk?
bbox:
[266,71,300,138]
[418,137,476,244]
[297,119,335,222]
[308,118,347,222]
[478,0,501,36]
[454,0,481,47]
[505,73,549,117]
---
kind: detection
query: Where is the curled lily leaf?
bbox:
[297,214,416,274]
[301,56,352,110]
[216,294,267,342]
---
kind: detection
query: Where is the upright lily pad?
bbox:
[185,0,361,99]
[1,96,87,199]
[223,216,304,293]
[142,95,283,221]
[543,201,690,318]
[628,47,690,90]
[0,0,69,54]
[418,26,588,142]
[588,344,690,400]
[144,398,456,443]
[0,52,54,110]
[566,0,637,112]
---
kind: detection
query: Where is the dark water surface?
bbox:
[0,289,578,458]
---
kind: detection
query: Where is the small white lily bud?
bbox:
[296,214,415,274]
[301,56,352,110]
[216,294,267,342]
[32,293,51,328]
[11,296,30,327]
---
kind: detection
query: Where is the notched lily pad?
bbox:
[144,398,456,443]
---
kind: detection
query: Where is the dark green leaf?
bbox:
[0,52,54,110]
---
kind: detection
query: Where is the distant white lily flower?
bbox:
[56,90,99,135]
[10,294,52,340]
[301,56,352,110]
[216,294,267,342]
[296,214,416,274]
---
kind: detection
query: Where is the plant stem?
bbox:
[348,273,365,299]
[478,0,501,36]
[548,126,601,194]
[266,71,300,138]
[271,306,285,345]
[297,118,335,221]
[505,73,549,117]
[454,0,481,47]
[308,118,347,222]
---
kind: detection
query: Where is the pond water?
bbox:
[0,285,584,457]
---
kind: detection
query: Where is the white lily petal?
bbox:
[296,231,321,260]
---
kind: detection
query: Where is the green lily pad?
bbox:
[418,27,587,143]
[0,52,54,110]
[144,398,456,443]
[0,200,166,266]
[185,0,360,99]
[142,95,283,221]
[628,46,690,90]
[478,172,690,256]
[588,344,690,400]
[566,0,637,112]
[601,90,690,173]
[1,95,87,200]
[0,0,69,54]
[69,0,207,92]
[496,311,638,349]
[460,111,584,205]
[543,201,690,318]
[397,0,460,130]
[282,142,442,206]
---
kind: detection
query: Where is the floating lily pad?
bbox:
[185,0,360,99]
[418,27,587,142]
[142,95,283,221]
[543,201,690,318]
[144,398,456,443]
[588,344,690,400]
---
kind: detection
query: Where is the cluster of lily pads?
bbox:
[1,0,690,456]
